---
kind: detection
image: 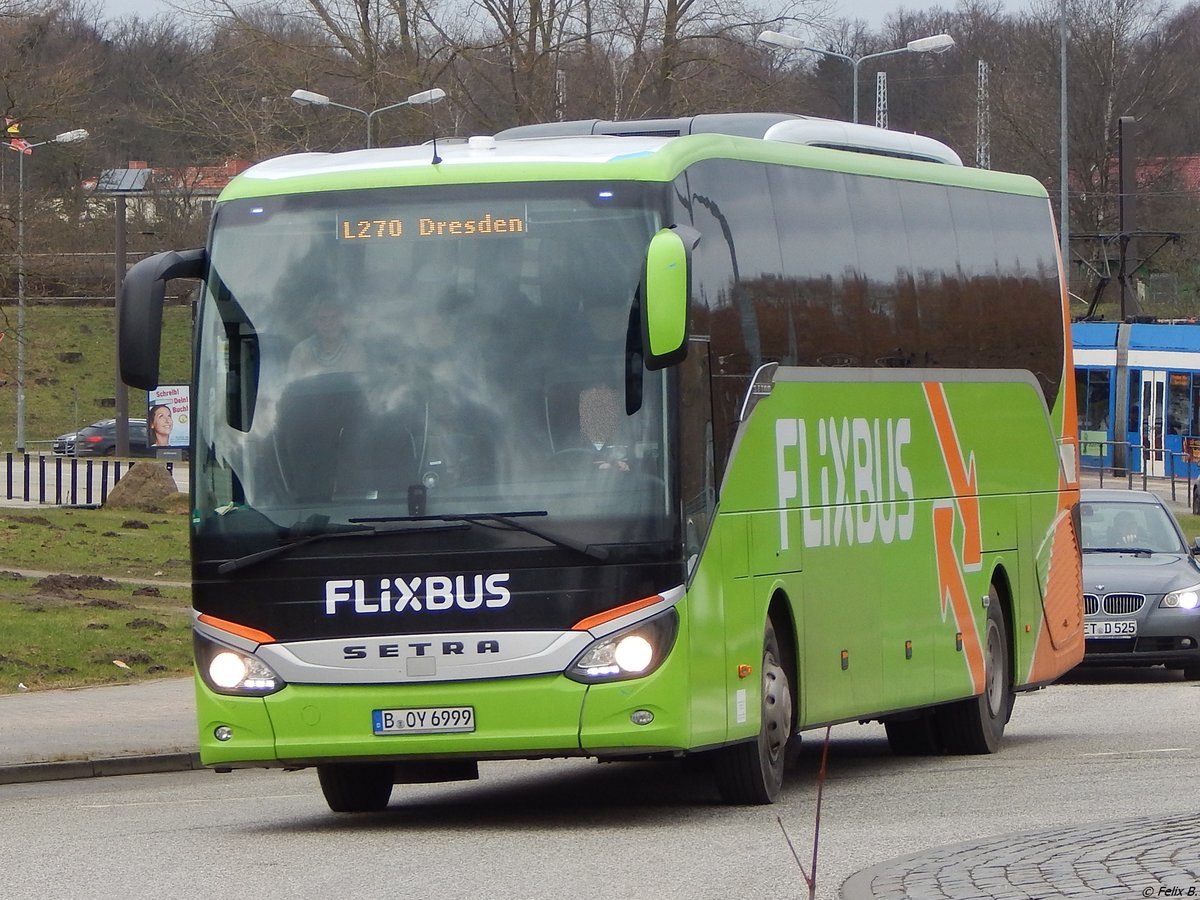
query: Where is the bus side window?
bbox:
[680,341,715,568]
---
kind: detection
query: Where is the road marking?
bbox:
[1077,748,1191,756]
[79,793,309,809]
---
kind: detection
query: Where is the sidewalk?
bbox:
[0,677,199,784]
[1082,468,1193,514]
[840,812,1200,899]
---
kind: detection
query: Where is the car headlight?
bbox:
[566,608,678,683]
[1160,586,1200,610]
[194,632,285,696]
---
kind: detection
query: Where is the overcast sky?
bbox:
[97,0,1040,29]
[98,0,182,22]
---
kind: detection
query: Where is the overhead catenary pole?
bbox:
[114,193,128,457]
[875,71,887,129]
[976,60,990,170]
[1060,0,1069,292]
[97,163,154,457]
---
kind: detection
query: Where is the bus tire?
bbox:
[317,762,395,812]
[936,588,1012,754]
[713,620,793,804]
[884,712,943,756]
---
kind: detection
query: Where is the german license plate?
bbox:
[1084,620,1137,638]
[372,707,475,735]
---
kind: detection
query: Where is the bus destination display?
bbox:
[338,210,527,241]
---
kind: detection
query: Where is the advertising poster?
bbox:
[148,385,190,449]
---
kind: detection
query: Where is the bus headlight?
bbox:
[1161,586,1200,610]
[194,632,285,696]
[566,608,678,683]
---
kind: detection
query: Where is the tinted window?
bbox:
[772,166,1063,404]
[677,160,785,467]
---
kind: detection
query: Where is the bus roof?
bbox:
[220,124,1048,203]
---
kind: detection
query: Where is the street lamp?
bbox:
[290,87,447,148]
[6,127,89,453]
[758,31,955,124]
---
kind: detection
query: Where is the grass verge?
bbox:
[0,506,190,694]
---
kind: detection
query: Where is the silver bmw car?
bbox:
[1080,489,1200,679]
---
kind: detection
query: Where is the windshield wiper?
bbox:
[449,512,609,562]
[354,510,609,562]
[216,521,469,575]
[1085,546,1154,556]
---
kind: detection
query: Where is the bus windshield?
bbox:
[193,181,674,555]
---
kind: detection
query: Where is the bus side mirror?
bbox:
[118,248,205,390]
[641,226,698,371]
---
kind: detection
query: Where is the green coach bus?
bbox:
[118,112,1085,812]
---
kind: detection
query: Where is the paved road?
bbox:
[3,671,1199,898]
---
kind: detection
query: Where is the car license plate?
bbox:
[1084,620,1137,638]
[372,707,475,735]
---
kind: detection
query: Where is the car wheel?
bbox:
[1182,664,1200,681]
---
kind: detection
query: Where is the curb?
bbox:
[0,752,202,785]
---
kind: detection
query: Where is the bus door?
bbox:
[1139,370,1167,476]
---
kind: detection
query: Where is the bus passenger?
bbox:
[288,299,364,378]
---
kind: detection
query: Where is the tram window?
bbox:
[1168,373,1190,435]
[1077,369,1110,430]
[1192,377,1200,438]
[1128,371,1141,432]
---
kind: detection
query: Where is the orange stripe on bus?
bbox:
[924,382,982,568]
[197,613,275,645]
[572,595,663,631]
[933,504,986,693]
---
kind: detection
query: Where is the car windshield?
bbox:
[1079,499,1187,554]
[192,181,675,554]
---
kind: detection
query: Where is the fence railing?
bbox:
[1080,440,1195,510]
[0,452,177,507]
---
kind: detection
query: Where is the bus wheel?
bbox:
[317,762,395,812]
[937,588,1012,754]
[713,620,793,804]
[884,712,942,755]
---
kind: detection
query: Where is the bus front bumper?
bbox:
[195,663,692,768]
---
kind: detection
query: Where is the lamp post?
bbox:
[7,127,89,453]
[758,31,955,124]
[289,87,447,148]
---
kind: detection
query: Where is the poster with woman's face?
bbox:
[148,385,190,448]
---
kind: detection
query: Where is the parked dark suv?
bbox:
[51,418,153,457]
